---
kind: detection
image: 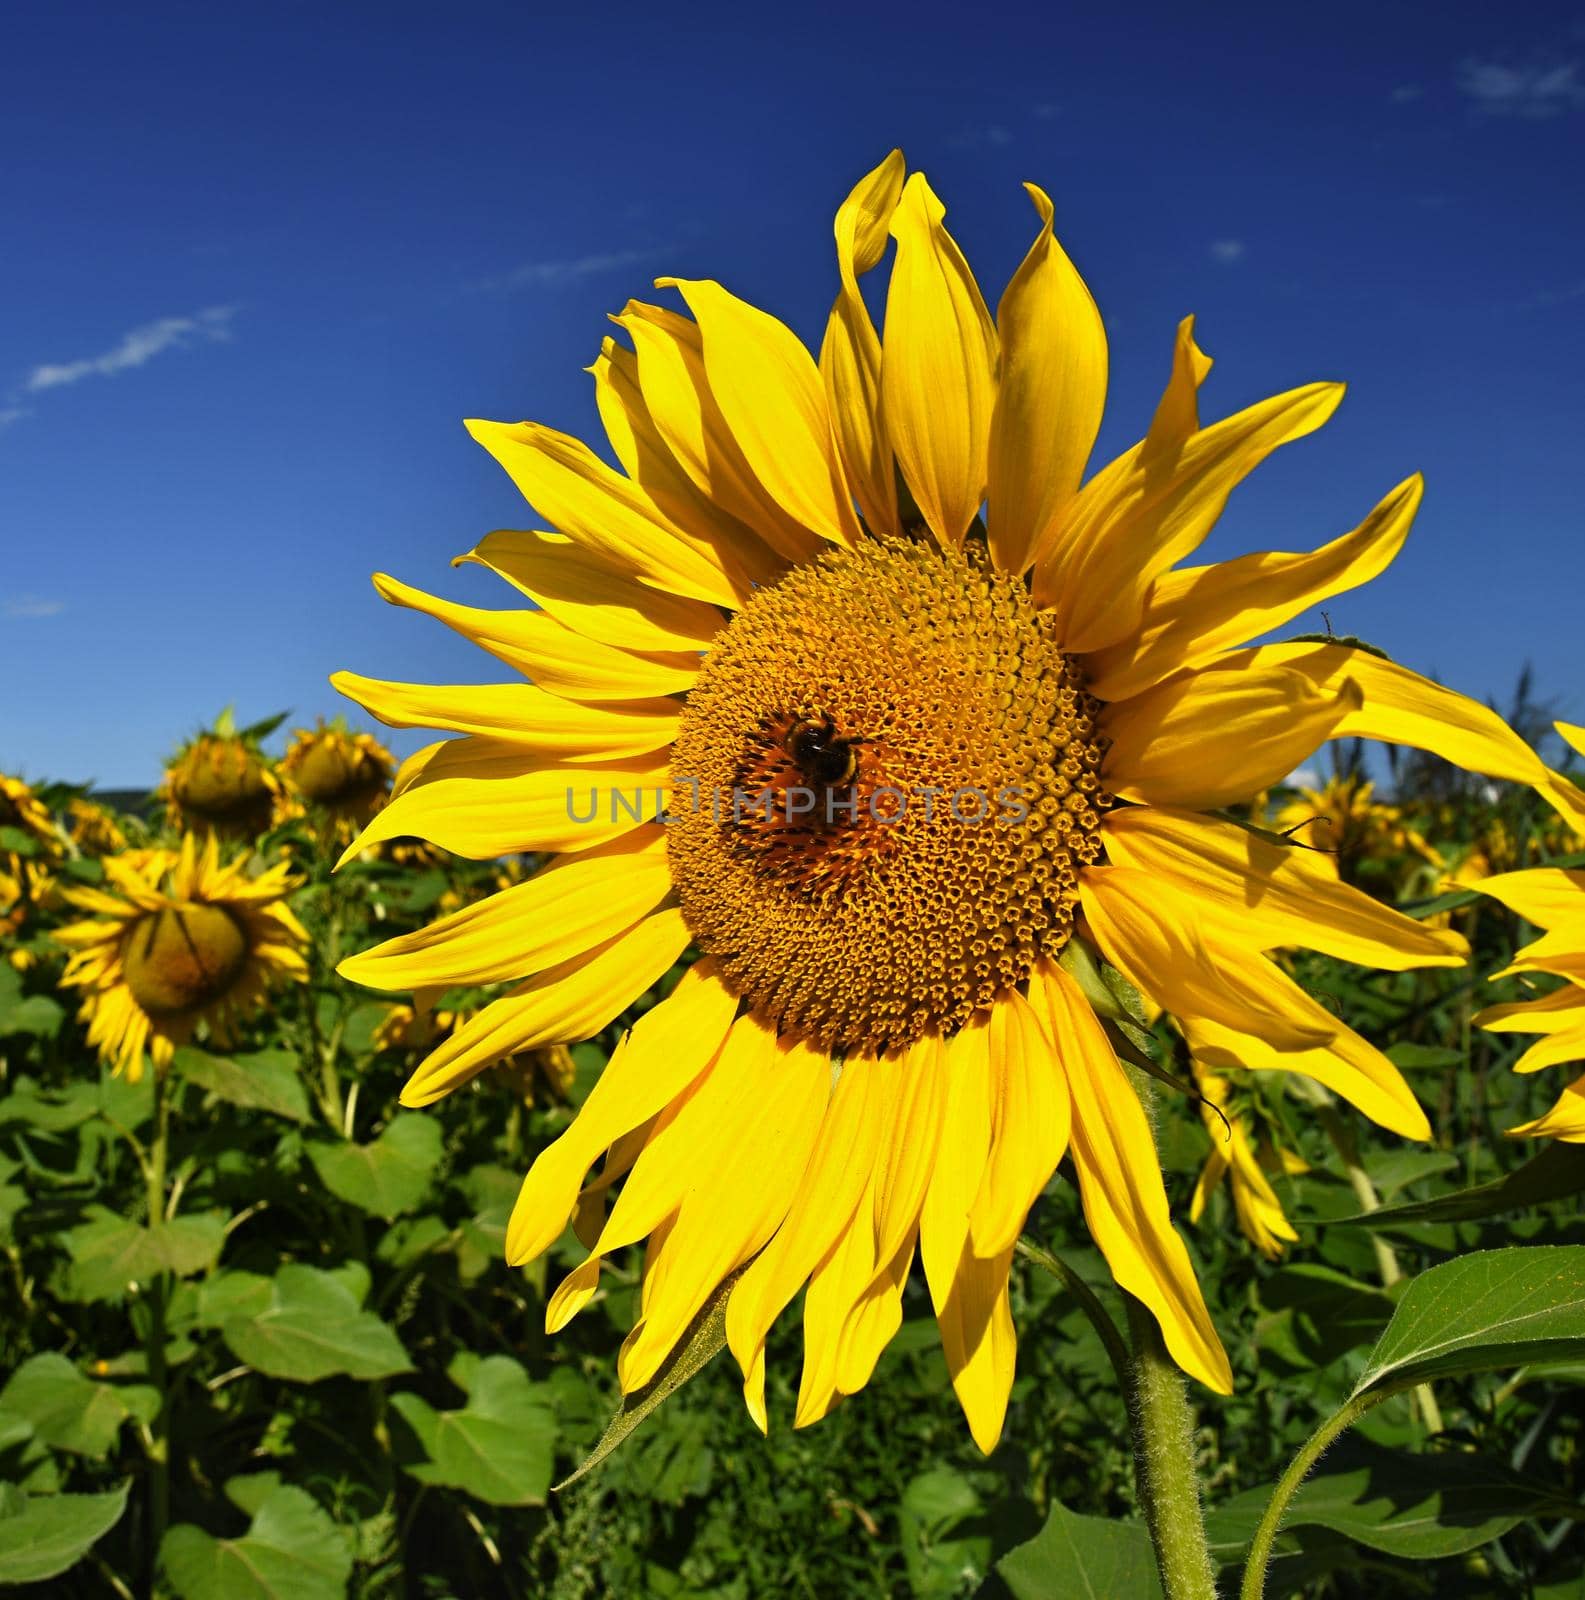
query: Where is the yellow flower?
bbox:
[281,720,395,825]
[334,152,1559,1451]
[65,798,128,858]
[1188,1066,1308,1260]
[0,773,60,868]
[1271,775,1440,900]
[1474,724,1585,1142]
[375,1000,576,1103]
[55,835,307,1082]
[160,714,287,840]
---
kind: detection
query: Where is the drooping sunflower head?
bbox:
[55,834,307,1081]
[281,719,395,824]
[334,150,1566,1450]
[161,711,287,840]
[0,773,60,868]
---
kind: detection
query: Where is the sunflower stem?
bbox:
[1014,1237,1132,1393]
[143,1063,173,1583]
[1125,1293,1218,1600]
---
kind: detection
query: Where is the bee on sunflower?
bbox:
[333,152,1575,1450]
[55,835,307,1082]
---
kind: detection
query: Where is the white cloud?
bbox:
[1209,239,1246,264]
[0,405,29,431]
[1457,57,1585,118]
[24,305,236,393]
[470,247,663,294]
[4,595,64,619]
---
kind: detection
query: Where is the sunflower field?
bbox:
[6,153,1585,1600]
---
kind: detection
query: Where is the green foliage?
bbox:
[997,1500,1162,1598]
[0,1482,129,1584]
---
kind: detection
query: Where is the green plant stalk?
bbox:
[1015,1236,1132,1393]
[1125,1295,1218,1600]
[1239,1389,1385,1600]
[1308,1096,1444,1434]
[144,1063,172,1575]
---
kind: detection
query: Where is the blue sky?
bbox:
[3,0,1583,787]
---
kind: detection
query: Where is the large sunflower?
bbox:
[335,152,1572,1449]
[1474,724,1585,1142]
[56,835,307,1081]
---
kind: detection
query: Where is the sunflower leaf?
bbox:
[1340,1143,1585,1228]
[554,1267,743,1492]
[996,1499,1162,1598]
[0,1482,130,1586]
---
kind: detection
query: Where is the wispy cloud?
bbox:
[1457,56,1585,118]
[948,124,1013,150]
[1389,83,1426,104]
[1209,239,1246,264]
[469,247,666,295]
[0,405,30,431]
[4,595,64,619]
[24,305,237,393]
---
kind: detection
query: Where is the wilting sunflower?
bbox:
[334,151,1572,1449]
[162,712,288,840]
[1474,724,1585,1143]
[56,835,307,1081]
[281,720,395,826]
[1188,1064,1308,1261]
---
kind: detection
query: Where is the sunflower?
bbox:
[1270,774,1441,901]
[281,720,395,826]
[161,714,288,840]
[0,773,60,869]
[55,835,307,1082]
[65,797,128,858]
[333,151,1571,1450]
[1188,1065,1308,1261]
[374,1000,578,1103]
[1474,724,1585,1142]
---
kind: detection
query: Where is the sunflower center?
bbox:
[174,739,271,822]
[667,537,1109,1053]
[123,904,250,1016]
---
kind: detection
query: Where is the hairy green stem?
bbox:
[1239,1391,1384,1600]
[1015,1236,1132,1393]
[1125,1295,1218,1600]
[144,1065,172,1578]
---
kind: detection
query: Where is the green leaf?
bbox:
[1256,1265,1396,1371]
[388,1354,557,1506]
[0,1078,98,1133]
[218,1264,411,1383]
[63,1209,227,1303]
[161,1481,352,1600]
[0,1482,130,1585]
[899,1468,992,1598]
[997,1501,1162,1599]
[173,1047,311,1125]
[0,1353,158,1458]
[0,994,65,1041]
[1208,1442,1580,1563]
[1354,1245,1585,1398]
[1344,1142,1585,1228]
[556,1268,741,1490]
[306,1116,442,1220]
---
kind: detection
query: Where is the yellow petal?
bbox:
[1030,960,1232,1392]
[504,962,739,1265]
[1511,1028,1585,1076]
[795,1187,878,1428]
[338,827,673,991]
[1038,371,1342,652]
[821,150,905,537]
[880,172,998,546]
[1101,805,1466,970]
[986,183,1107,575]
[399,908,689,1107]
[459,527,726,653]
[620,1031,832,1393]
[969,990,1071,1257]
[1475,985,1585,1035]
[1507,1071,1585,1142]
[1086,474,1423,703]
[1080,866,1337,1054]
[371,573,698,702]
[1101,664,1361,809]
[615,302,823,565]
[1473,868,1585,931]
[340,743,668,862]
[589,337,787,586]
[1186,1014,1431,1141]
[332,672,679,763]
[662,277,861,547]
[1223,642,1552,786]
[726,1057,882,1433]
[466,417,755,607]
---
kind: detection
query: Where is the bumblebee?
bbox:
[786,715,864,788]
